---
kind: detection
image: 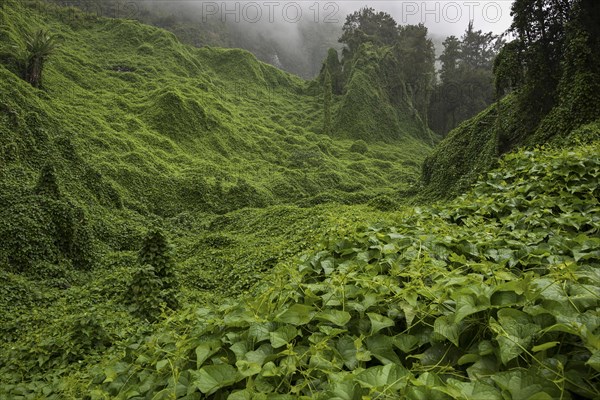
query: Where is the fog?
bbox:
[197,1,514,38]
[336,1,514,36]
[131,1,515,77]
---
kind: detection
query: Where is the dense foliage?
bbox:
[422,0,600,199]
[1,1,599,399]
[91,141,600,399]
[429,23,501,136]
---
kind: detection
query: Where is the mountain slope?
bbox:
[0,0,434,274]
[1,1,600,399]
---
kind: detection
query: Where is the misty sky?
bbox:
[204,1,515,38]
[337,1,514,37]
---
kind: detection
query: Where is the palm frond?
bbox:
[24,29,58,59]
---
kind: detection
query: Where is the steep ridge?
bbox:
[333,44,433,144]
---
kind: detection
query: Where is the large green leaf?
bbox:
[367,312,395,334]
[235,360,261,377]
[365,334,401,364]
[192,364,241,395]
[586,350,600,372]
[245,343,274,366]
[439,379,502,400]
[433,315,460,346]
[195,340,222,368]
[491,309,540,364]
[274,304,316,326]
[336,335,358,369]
[355,364,409,391]
[269,325,299,348]
[315,309,352,327]
[228,389,253,400]
[491,370,557,400]
[392,334,419,353]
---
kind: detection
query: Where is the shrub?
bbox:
[367,194,398,211]
[128,229,179,321]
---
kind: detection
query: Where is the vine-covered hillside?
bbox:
[1,0,599,399]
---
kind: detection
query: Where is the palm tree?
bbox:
[23,29,57,88]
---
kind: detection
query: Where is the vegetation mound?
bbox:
[334,45,431,143]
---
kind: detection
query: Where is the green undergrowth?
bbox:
[22,139,594,399]
[0,204,388,398]
[2,1,599,399]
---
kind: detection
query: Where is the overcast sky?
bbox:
[336,1,514,36]
[199,1,515,38]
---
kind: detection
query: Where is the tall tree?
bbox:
[429,23,498,136]
[439,36,461,84]
[493,0,600,143]
[507,0,573,115]
[461,21,497,70]
[323,69,333,134]
[395,24,436,124]
[320,48,343,95]
[23,29,57,88]
[339,7,398,63]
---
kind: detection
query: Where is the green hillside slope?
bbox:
[421,96,600,199]
[0,0,433,272]
[1,1,599,399]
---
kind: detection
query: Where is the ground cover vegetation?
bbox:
[0,0,599,399]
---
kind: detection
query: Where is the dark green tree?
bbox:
[429,23,499,136]
[396,24,436,124]
[336,8,436,130]
[461,21,497,70]
[35,163,60,199]
[493,40,524,97]
[537,0,600,138]
[507,0,572,117]
[439,36,461,84]
[339,7,398,62]
[323,69,333,134]
[320,48,343,94]
[129,229,179,320]
[22,29,58,88]
[138,229,176,285]
[491,0,600,143]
